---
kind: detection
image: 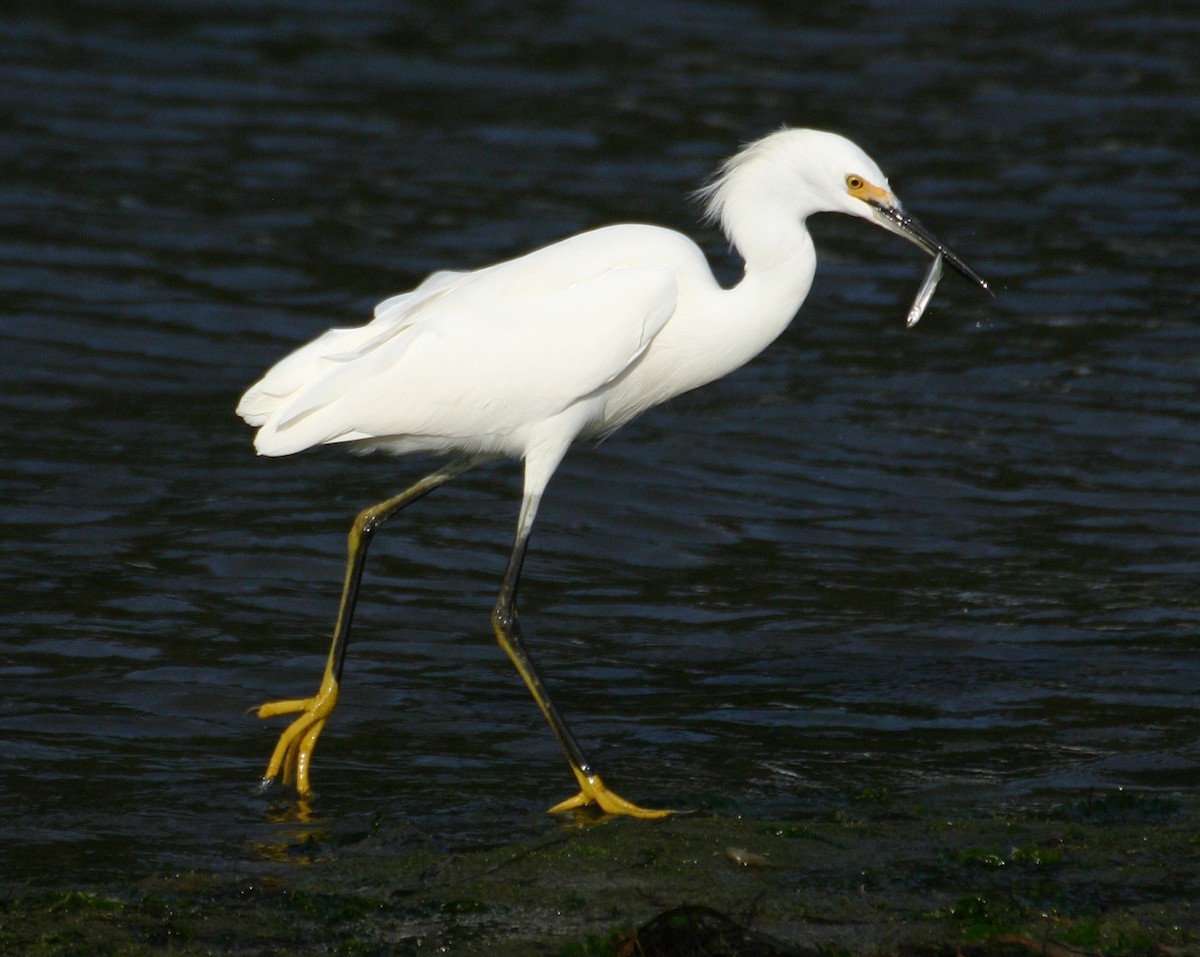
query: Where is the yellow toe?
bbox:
[256,697,311,719]
[255,678,339,795]
[549,771,672,820]
[547,790,593,814]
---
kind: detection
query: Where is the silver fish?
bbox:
[906,252,944,328]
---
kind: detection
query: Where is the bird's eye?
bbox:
[846,174,865,191]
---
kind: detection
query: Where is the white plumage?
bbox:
[239,227,694,460]
[238,131,901,464]
[240,128,988,815]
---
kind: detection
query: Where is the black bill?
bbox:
[869,198,991,295]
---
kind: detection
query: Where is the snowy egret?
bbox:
[238,128,989,818]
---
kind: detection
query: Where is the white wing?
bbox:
[239,228,681,458]
[235,269,467,427]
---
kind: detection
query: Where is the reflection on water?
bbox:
[2,1,1198,886]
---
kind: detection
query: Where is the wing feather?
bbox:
[235,269,469,427]
[241,235,679,457]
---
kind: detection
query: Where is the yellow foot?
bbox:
[252,677,339,796]
[548,770,672,820]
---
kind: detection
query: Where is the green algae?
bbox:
[1,791,1194,956]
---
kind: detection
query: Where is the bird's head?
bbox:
[796,129,990,294]
[700,128,990,296]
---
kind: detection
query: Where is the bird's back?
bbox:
[238,224,710,460]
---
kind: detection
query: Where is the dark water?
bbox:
[2,1,1198,886]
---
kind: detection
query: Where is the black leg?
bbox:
[490,490,671,818]
[255,459,473,794]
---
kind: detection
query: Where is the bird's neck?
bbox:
[717,219,817,371]
[596,218,817,429]
[642,222,814,405]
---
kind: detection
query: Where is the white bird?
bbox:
[238,127,989,818]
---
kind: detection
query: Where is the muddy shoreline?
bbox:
[3,791,1195,956]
